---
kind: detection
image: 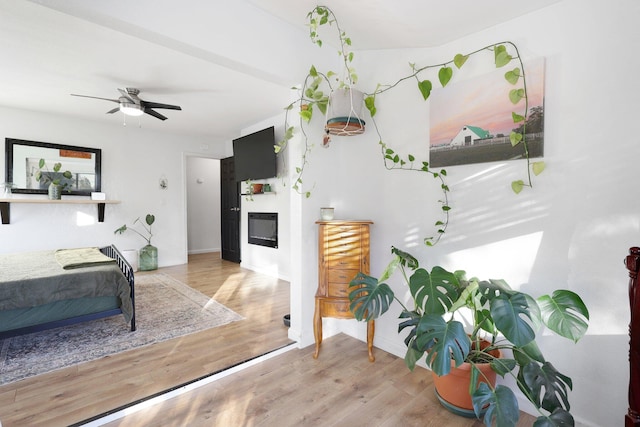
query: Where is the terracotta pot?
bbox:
[431,342,501,416]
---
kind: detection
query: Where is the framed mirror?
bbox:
[5,138,101,196]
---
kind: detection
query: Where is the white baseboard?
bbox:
[187,248,220,255]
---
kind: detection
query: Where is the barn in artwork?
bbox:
[449,125,491,147]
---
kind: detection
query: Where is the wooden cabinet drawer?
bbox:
[327,269,359,284]
[320,299,353,318]
[328,282,350,298]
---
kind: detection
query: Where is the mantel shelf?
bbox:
[0,198,121,224]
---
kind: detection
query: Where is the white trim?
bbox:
[83,343,298,426]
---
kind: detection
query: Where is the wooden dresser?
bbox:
[313,220,375,362]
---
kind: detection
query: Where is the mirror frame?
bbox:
[5,138,102,196]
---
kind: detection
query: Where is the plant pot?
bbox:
[431,343,501,417]
[139,244,158,271]
[48,183,62,200]
[325,88,365,136]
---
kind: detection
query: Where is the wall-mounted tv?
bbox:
[232,126,276,182]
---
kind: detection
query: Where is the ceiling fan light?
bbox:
[120,103,144,117]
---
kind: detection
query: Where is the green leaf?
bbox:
[299,109,312,122]
[472,383,520,426]
[114,225,127,235]
[415,316,469,375]
[364,96,377,117]
[533,408,575,427]
[408,154,415,162]
[145,214,155,226]
[378,254,401,283]
[316,98,328,115]
[453,53,468,69]
[52,162,62,173]
[510,131,523,146]
[512,111,525,123]
[509,88,525,104]
[390,246,419,270]
[490,358,517,377]
[494,45,513,67]
[532,161,546,176]
[516,340,546,364]
[521,361,572,412]
[403,343,423,371]
[490,292,536,347]
[505,67,521,85]
[309,65,318,77]
[417,80,432,100]
[409,267,460,315]
[348,273,395,321]
[537,290,589,342]
[438,66,453,87]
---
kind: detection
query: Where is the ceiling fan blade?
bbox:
[71,94,118,103]
[143,108,168,121]
[117,88,137,103]
[106,107,120,114]
[141,101,182,110]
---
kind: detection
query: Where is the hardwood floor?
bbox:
[0,253,292,427]
[0,253,536,426]
[101,333,536,427]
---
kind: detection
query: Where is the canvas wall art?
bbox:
[429,57,545,168]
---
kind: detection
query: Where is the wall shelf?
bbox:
[0,198,121,224]
[240,191,276,196]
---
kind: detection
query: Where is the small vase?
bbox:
[139,244,158,271]
[48,183,62,200]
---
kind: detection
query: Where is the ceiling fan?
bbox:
[71,88,182,121]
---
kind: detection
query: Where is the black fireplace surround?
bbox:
[248,212,278,248]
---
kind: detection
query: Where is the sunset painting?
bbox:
[429,57,545,167]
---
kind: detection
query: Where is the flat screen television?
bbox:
[232,126,277,182]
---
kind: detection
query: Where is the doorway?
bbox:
[185,156,222,257]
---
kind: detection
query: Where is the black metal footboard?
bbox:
[100,245,136,332]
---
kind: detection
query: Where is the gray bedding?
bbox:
[0,249,133,323]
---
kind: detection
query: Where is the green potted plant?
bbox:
[35,158,73,200]
[349,246,589,427]
[114,214,157,271]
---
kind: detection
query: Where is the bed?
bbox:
[0,245,136,339]
[626,247,640,426]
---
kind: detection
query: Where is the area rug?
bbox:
[0,273,244,385]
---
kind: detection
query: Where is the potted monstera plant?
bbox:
[348,246,589,427]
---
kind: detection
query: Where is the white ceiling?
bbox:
[0,0,562,141]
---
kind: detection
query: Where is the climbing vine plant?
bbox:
[275,6,545,246]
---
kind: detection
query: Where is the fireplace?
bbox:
[248,212,278,248]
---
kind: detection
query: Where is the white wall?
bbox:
[285,1,640,426]
[0,106,231,266]
[186,156,221,254]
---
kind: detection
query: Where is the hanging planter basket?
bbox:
[325,88,366,136]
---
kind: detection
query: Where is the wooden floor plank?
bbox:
[100,334,537,427]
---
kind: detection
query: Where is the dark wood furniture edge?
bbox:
[626,246,640,426]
